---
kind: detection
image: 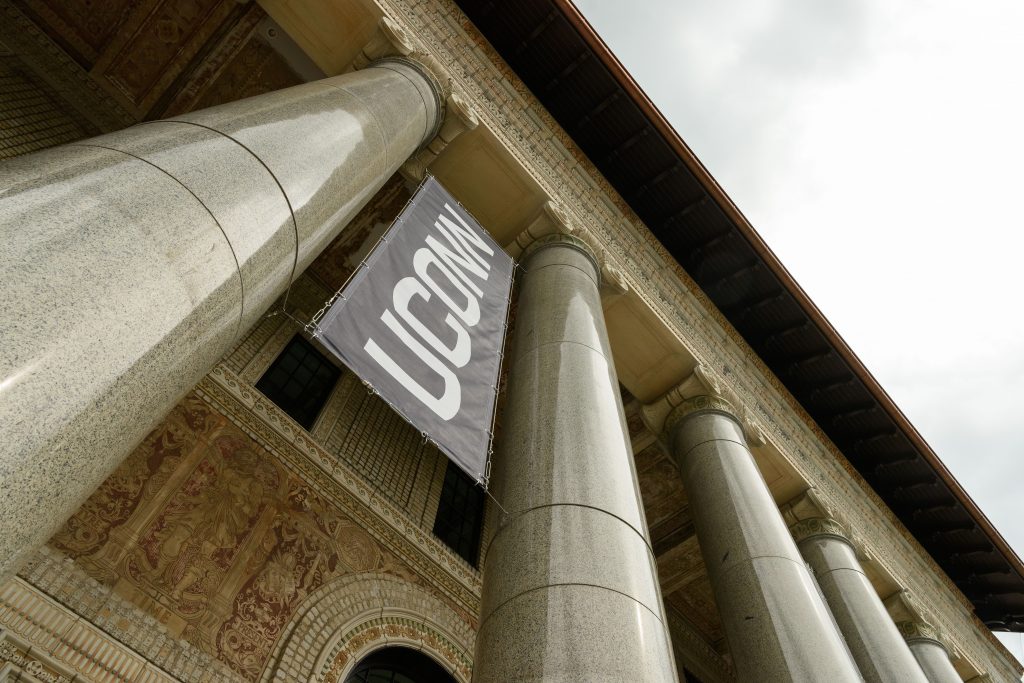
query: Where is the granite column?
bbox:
[793,519,928,682]
[474,233,678,682]
[900,622,964,683]
[0,59,442,580]
[664,395,862,681]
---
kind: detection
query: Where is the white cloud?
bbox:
[576,0,1024,653]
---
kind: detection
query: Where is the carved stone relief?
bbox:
[46,392,475,680]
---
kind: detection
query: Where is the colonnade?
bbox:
[647,390,965,681]
[473,224,968,680]
[0,55,978,682]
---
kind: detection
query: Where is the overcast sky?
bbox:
[573,0,1024,658]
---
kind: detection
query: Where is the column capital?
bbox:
[506,202,623,294]
[897,621,947,649]
[507,200,575,256]
[781,487,837,523]
[641,364,763,443]
[401,89,478,180]
[370,56,445,146]
[790,517,851,545]
[521,232,600,277]
[664,394,740,434]
[351,16,419,70]
[351,17,451,154]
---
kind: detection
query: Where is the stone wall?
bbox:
[0,179,489,681]
[11,381,478,681]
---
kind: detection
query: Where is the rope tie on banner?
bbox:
[265,307,309,330]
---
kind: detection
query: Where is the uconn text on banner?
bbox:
[317,177,514,482]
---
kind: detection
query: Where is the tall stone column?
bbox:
[660,394,862,681]
[0,58,442,581]
[899,622,963,683]
[792,518,928,682]
[474,233,678,682]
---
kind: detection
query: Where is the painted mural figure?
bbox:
[132,438,277,608]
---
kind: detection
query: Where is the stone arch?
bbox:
[260,572,474,683]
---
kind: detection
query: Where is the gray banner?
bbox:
[317,177,513,482]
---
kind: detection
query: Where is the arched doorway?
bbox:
[344,646,457,683]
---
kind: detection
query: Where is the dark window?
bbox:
[256,335,340,429]
[345,646,456,683]
[432,462,485,566]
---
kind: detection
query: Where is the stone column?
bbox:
[0,58,442,581]
[899,622,963,683]
[474,233,678,682]
[793,518,928,683]
[662,395,862,682]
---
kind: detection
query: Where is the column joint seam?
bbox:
[487,502,654,557]
[814,565,869,581]
[675,436,748,461]
[512,338,609,364]
[360,62,431,154]
[319,80,391,177]
[71,142,245,340]
[152,119,300,311]
[521,260,599,286]
[478,582,665,634]
[714,553,810,580]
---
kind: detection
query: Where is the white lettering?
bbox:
[439,203,494,266]
[427,218,491,297]
[359,201,506,422]
[365,310,461,420]
[393,276,471,368]
[413,247,481,326]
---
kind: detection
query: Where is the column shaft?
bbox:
[908,641,962,683]
[667,398,862,681]
[796,522,928,682]
[0,59,441,581]
[899,623,964,683]
[474,234,678,682]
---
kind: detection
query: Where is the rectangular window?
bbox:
[256,335,340,429]
[432,462,486,567]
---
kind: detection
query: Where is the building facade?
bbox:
[0,0,1022,681]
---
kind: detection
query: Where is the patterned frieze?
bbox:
[320,616,471,682]
[197,364,483,614]
[364,0,1020,677]
[261,572,474,683]
[1,630,76,683]
[0,0,134,132]
[21,383,480,681]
